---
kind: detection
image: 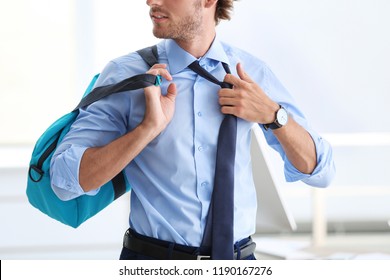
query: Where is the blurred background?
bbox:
[1,0,389,259]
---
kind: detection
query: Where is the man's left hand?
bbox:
[219,63,279,124]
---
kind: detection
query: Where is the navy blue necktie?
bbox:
[188,61,237,260]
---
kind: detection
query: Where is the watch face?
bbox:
[276,108,288,126]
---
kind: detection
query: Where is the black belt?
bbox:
[123,229,256,260]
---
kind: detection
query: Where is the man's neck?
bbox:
[174,30,216,59]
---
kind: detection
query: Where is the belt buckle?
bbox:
[196,255,211,260]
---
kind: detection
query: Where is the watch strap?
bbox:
[263,122,281,130]
[263,105,285,130]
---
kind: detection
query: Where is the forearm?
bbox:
[273,117,317,174]
[79,123,159,192]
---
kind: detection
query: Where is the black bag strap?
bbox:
[74,73,158,110]
[137,45,159,68]
[74,45,159,111]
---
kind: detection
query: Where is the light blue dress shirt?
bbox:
[51,37,335,246]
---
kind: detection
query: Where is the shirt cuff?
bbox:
[283,130,336,188]
[50,144,100,201]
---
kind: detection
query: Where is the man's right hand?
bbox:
[142,64,177,137]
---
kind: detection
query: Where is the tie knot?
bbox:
[188,61,232,89]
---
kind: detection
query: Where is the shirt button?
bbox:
[198,146,204,152]
[197,112,202,117]
[201,182,209,188]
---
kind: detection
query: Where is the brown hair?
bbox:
[215,0,236,24]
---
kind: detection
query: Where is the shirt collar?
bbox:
[202,35,230,66]
[165,36,231,75]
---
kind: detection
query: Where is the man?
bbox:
[51,0,335,260]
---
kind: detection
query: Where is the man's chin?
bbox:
[152,26,177,40]
[151,26,162,37]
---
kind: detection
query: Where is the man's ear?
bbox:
[204,0,218,8]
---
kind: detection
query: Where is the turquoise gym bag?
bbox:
[27,46,159,228]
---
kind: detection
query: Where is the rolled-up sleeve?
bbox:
[283,128,336,187]
[50,144,98,201]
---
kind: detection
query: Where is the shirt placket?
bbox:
[192,60,223,235]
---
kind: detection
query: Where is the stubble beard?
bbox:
[152,2,203,42]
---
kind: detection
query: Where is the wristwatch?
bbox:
[263,105,288,130]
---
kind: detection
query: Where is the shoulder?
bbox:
[221,41,270,75]
[221,41,267,65]
[95,47,157,87]
[111,52,148,69]
[221,41,272,85]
